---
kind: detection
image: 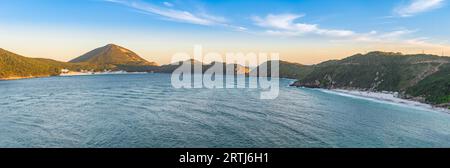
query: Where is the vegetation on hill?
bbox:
[250,60,313,79]
[70,44,158,71]
[1,45,251,80]
[406,64,450,107]
[288,51,450,107]
[0,49,62,78]
[0,48,119,79]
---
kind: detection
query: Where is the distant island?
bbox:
[1,44,449,109]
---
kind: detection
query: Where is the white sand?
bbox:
[319,89,449,114]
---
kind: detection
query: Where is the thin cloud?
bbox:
[105,0,225,26]
[251,13,437,49]
[395,0,445,17]
[353,29,416,42]
[252,14,356,38]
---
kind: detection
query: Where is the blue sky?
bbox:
[0,0,449,64]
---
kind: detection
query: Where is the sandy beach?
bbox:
[319,89,450,113]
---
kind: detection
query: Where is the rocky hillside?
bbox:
[289,51,450,107]
[406,64,450,107]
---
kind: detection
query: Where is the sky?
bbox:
[1,0,450,65]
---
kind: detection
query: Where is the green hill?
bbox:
[0,48,64,79]
[70,44,158,71]
[0,48,116,79]
[289,51,450,107]
[1,44,162,79]
[250,60,313,79]
[406,64,450,107]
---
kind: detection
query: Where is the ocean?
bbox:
[1,73,449,147]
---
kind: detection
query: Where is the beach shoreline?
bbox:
[319,88,450,114]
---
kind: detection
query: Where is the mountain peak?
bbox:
[104,44,133,53]
[70,44,158,67]
[105,43,122,48]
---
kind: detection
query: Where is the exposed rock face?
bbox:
[290,80,321,88]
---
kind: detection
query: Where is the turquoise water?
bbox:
[0,73,449,147]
